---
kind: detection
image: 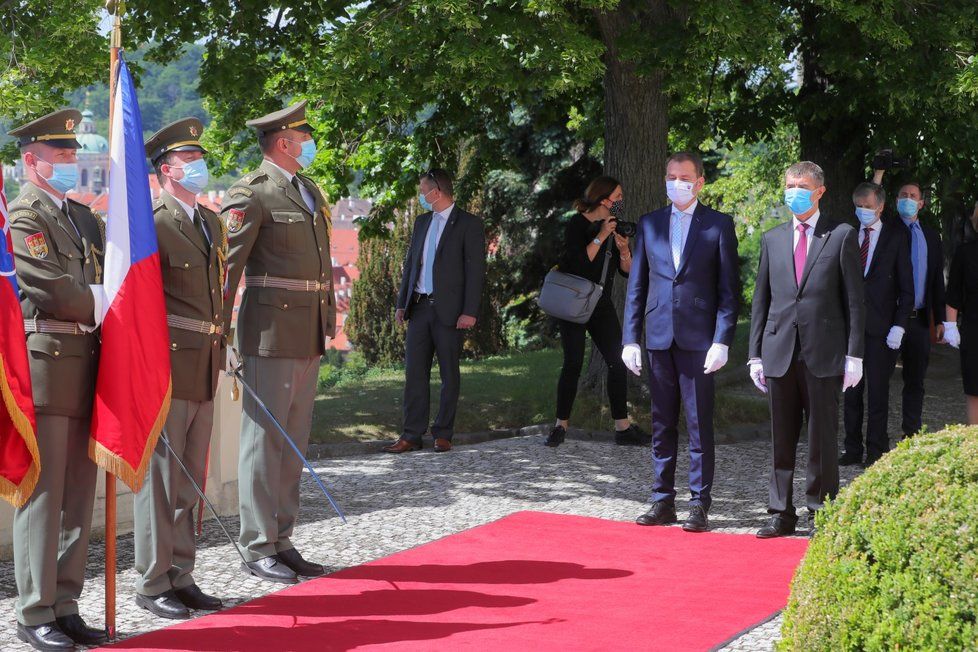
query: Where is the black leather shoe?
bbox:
[174,584,223,611]
[545,425,566,447]
[615,424,652,446]
[55,614,106,645]
[756,514,798,539]
[636,501,678,526]
[242,555,299,584]
[136,590,191,620]
[16,622,75,651]
[278,547,325,577]
[864,453,882,467]
[838,450,863,466]
[682,505,709,533]
[807,510,819,537]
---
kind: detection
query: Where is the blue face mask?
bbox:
[173,158,209,194]
[784,188,815,215]
[288,139,317,168]
[897,198,920,219]
[855,207,878,226]
[41,161,79,194]
[419,189,434,211]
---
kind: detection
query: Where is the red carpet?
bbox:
[105,511,807,651]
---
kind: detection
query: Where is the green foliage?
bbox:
[781,425,978,651]
[345,208,412,365]
[317,350,370,391]
[0,0,105,160]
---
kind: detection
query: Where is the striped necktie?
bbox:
[860,227,871,274]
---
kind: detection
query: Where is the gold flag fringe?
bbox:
[88,378,172,493]
[0,356,40,508]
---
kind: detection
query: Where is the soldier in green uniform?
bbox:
[132,118,228,620]
[7,109,108,650]
[222,101,336,584]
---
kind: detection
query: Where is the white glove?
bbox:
[703,343,729,374]
[885,325,905,350]
[843,356,863,391]
[621,344,643,377]
[78,284,107,333]
[226,347,241,375]
[943,322,961,349]
[748,360,767,394]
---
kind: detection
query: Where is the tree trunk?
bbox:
[579,5,673,400]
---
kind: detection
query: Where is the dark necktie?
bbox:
[794,223,809,286]
[193,208,210,248]
[860,227,871,274]
[290,176,303,195]
[61,202,81,241]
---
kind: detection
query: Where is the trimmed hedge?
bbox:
[780,425,978,650]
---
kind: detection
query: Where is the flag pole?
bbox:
[105,2,122,640]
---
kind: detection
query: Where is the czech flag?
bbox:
[90,54,171,491]
[0,167,40,507]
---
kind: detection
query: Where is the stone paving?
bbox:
[0,432,867,651]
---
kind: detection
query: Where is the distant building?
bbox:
[10,109,109,195]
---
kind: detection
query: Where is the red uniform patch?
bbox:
[226,208,245,233]
[24,232,48,259]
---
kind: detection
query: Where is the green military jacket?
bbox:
[222,160,336,358]
[8,182,103,418]
[154,191,227,402]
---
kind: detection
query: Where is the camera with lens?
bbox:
[872,149,910,171]
[614,220,637,238]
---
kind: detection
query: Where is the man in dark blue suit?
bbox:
[622,151,740,533]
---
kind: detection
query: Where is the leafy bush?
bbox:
[318,351,371,391]
[780,425,978,651]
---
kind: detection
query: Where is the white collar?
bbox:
[39,186,67,210]
[172,194,197,221]
[265,159,296,183]
[792,210,820,232]
[434,203,455,221]
[862,219,881,232]
[672,200,698,217]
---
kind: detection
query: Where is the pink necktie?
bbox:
[794,223,809,286]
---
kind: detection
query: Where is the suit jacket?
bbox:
[155,191,227,402]
[861,220,914,337]
[748,216,865,378]
[396,206,487,327]
[900,219,947,324]
[222,160,337,358]
[8,182,103,418]
[623,203,740,351]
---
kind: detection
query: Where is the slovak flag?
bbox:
[90,54,171,491]
[0,167,40,507]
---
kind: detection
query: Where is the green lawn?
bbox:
[312,321,767,443]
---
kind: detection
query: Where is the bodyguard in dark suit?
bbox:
[841,183,914,467]
[622,151,740,533]
[385,169,487,453]
[749,161,865,538]
[893,181,948,437]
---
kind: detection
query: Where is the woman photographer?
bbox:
[547,176,650,447]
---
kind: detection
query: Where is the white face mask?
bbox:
[666,179,695,206]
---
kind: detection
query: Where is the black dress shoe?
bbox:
[545,425,566,447]
[864,453,882,468]
[174,584,223,611]
[756,514,798,539]
[278,547,325,577]
[55,614,106,645]
[636,501,678,526]
[242,554,299,584]
[615,424,652,446]
[16,622,75,651]
[807,510,820,537]
[838,450,863,466]
[682,505,709,533]
[136,590,191,619]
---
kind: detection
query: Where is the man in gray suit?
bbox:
[385,169,486,453]
[748,161,865,538]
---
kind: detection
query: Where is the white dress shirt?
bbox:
[791,210,820,253]
[670,200,697,267]
[172,195,208,244]
[858,220,882,275]
[266,159,315,213]
[414,203,455,294]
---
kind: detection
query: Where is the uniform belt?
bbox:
[245,275,331,292]
[167,314,224,335]
[23,318,85,335]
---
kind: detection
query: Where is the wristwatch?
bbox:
[592,237,602,245]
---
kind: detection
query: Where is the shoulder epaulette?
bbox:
[242,170,268,185]
[152,199,166,212]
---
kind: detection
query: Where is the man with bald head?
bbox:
[7,109,108,649]
[748,161,865,539]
